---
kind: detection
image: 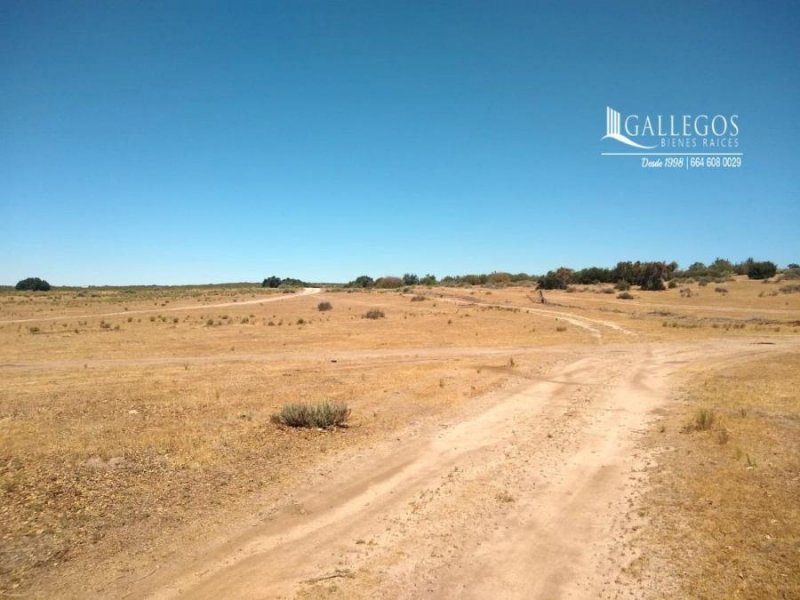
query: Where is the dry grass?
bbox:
[1,281,798,595]
[633,353,800,599]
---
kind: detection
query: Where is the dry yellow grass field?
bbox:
[628,353,800,599]
[1,277,799,598]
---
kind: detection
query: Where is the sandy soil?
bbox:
[114,338,797,600]
[3,280,799,599]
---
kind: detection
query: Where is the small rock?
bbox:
[128,409,139,415]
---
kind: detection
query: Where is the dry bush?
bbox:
[617,292,634,300]
[317,301,333,311]
[684,408,715,431]
[363,309,385,319]
[410,295,427,302]
[272,401,350,428]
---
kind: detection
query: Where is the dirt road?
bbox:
[120,337,795,600]
[0,287,321,325]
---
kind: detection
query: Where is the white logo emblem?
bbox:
[602,106,657,149]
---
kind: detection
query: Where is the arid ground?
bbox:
[2,278,799,599]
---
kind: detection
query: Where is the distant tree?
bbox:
[685,262,707,276]
[279,278,305,288]
[709,258,734,276]
[461,274,489,286]
[419,273,437,286]
[262,276,282,288]
[487,272,512,284]
[734,258,754,276]
[375,276,404,289]
[538,267,573,290]
[573,267,613,285]
[746,261,777,280]
[15,277,51,291]
[637,262,668,291]
[612,261,638,285]
[787,263,800,269]
[402,273,419,286]
[348,275,375,288]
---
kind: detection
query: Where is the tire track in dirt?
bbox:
[425,292,635,339]
[116,338,800,600]
[0,288,321,325]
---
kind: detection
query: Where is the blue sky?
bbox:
[2,1,798,285]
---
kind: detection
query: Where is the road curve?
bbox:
[0,287,321,325]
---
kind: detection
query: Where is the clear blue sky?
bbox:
[2,1,798,285]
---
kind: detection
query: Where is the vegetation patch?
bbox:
[271,401,351,429]
[633,354,800,598]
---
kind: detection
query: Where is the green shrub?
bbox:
[347,275,375,288]
[262,276,282,288]
[615,280,631,291]
[746,261,777,280]
[272,401,350,428]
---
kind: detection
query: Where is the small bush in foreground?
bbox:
[363,309,385,319]
[317,301,333,311]
[617,292,634,300]
[684,408,715,432]
[271,401,350,428]
[410,295,427,302]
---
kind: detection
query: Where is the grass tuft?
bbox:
[271,401,351,429]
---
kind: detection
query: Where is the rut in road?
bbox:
[126,339,795,600]
[129,345,656,599]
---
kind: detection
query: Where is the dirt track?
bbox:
[0,287,322,325]
[119,337,796,600]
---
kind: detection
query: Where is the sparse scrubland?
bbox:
[1,272,799,598]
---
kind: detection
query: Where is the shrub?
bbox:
[272,401,350,428]
[714,287,729,294]
[779,268,800,280]
[668,280,678,289]
[279,278,305,288]
[410,295,427,302]
[262,276,282,288]
[615,280,631,291]
[617,292,634,300]
[348,275,375,288]
[402,273,419,285]
[419,274,438,286]
[747,261,777,280]
[15,277,51,291]
[317,301,333,311]
[375,276,404,289]
[779,284,800,294]
[685,408,715,432]
[363,309,385,319]
[538,267,573,290]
